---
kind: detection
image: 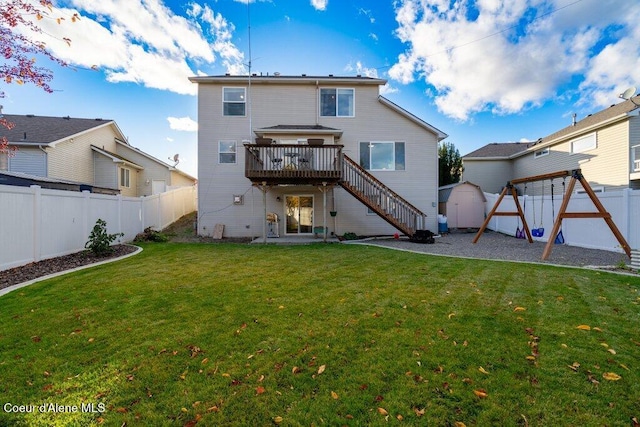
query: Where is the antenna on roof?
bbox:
[619,86,640,107]
[246,0,253,142]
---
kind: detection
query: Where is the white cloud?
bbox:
[358,8,375,24]
[23,0,245,95]
[389,0,640,120]
[311,0,327,12]
[167,116,198,132]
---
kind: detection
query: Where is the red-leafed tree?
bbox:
[0,0,76,153]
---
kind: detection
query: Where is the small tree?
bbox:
[438,141,463,186]
[0,0,76,152]
[85,219,124,256]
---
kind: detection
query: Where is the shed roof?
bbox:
[438,181,485,203]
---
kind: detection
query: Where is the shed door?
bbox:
[455,189,484,228]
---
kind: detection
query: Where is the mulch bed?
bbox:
[0,245,138,291]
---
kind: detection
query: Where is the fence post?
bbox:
[140,196,145,232]
[30,185,42,262]
[82,190,90,247]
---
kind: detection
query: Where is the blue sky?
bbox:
[4,0,640,177]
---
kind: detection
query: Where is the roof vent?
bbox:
[572,113,577,126]
[95,118,102,121]
[329,74,334,77]
[63,115,70,120]
[23,132,27,140]
[301,74,306,77]
[274,72,281,76]
[26,114,34,117]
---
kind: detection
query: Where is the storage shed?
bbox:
[438,181,486,229]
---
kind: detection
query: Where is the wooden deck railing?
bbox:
[244,144,343,184]
[340,155,427,236]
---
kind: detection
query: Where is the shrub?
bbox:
[342,232,359,240]
[134,227,169,243]
[85,219,124,256]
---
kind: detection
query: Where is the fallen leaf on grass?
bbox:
[473,389,488,398]
[603,372,621,381]
[448,312,455,319]
[377,407,388,416]
[413,407,425,417]
[317,365,326,375]
[478,367,489,374]
[454,422,467,427]
[291,366,301,374]
[592,327,603,332]
[608,348,617,355]
[256,386,266,395]
[206,406,219,413]
[273,416,283,424]
[331,391,339,399]
[576,325,591,331]
[513,306,526,312]
[568,362,581,372]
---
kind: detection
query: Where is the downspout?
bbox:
[38,145,48,176]
[315,80,319,126]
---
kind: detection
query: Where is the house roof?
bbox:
[463,96,640,160]
[91,145,144,170]
[0,114,121,146]
[463,142,530,159]
[189,74,387,86]
[255,124,343,138]
[531,96,640,149]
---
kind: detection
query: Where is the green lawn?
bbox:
[0,242,639,426]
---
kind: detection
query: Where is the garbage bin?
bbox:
[438,214,448,234]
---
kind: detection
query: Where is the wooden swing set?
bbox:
[472,169,631,260]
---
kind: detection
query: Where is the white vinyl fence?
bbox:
[482,188,639,253]
[0,185,197,271]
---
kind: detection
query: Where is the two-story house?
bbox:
[0,114,196,196]
[188,74,447,239]
[463,96,640,194]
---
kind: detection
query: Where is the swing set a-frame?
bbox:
[472,169,631,260]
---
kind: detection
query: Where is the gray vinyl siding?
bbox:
[9,147,46,176]
[196,80,440,237]
[93,152,117,189]
[462,159,513,194]
[116,144,171,196]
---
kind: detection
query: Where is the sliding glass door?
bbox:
[285,195,314,234]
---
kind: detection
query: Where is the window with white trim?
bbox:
[320,88,354,117]
[359,141,405,171]
[534,148,549,158]
[219,140,237,163]
[120,167,130,188]
[571,133,596,154]
[223,87,246,116]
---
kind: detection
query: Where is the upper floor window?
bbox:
[219,140,237,163]
[534,148,549,158]
[359,141,405,171]
[571,133,596,154]
[223,87,246,116]
[320,88,354,117]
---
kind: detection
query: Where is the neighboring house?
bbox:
[188,74,447,238]
[438,181,486,229]
[0,114,196,196]
[463,97,640,194]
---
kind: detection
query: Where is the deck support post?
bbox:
[257,181,270,244]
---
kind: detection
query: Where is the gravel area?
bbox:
[353,230,634,270]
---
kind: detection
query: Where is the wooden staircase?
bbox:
[340,155,427,236]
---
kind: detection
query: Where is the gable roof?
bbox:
[0,114,123,146]
[463,142,530,159]
[438,181,486,203]
[189,74,386,86]
[464,96,640,161]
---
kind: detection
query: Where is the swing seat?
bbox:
[515,228,525,239]
[532,227,544,237]
[554,230,564,244]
